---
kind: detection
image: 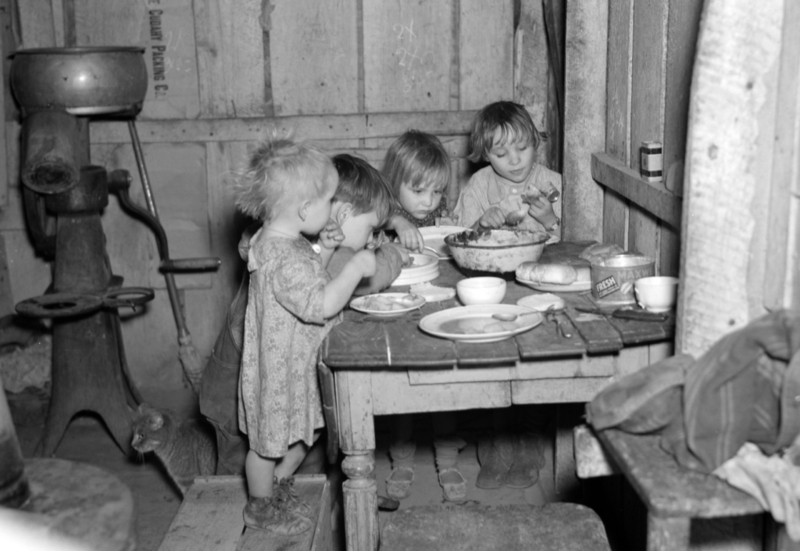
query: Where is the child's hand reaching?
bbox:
[319,219,345,250]
[525,195,558,229]
[477,207,506,229]
[392,216,424,253]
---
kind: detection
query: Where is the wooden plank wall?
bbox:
[601,0,702,277]
[1,0,553,390]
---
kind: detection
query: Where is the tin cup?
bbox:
[590,254,655,306]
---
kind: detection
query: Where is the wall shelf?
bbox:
[591,152,683,230]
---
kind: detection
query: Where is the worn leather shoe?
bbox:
[476,433,515,489]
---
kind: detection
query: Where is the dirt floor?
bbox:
[7,388,600,551]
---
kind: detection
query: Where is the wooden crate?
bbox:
[158,475,331,551]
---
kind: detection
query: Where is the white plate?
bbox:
[418,304,543,343]
[516,293,565,311]
[516,277,591,293]
[350,293,426,316]
[392,267,439,287]
[419,226,469,259]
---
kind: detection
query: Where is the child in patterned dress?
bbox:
[233,136,376,535]
[381,130,468,502]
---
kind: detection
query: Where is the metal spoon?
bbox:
[491,310,540,322]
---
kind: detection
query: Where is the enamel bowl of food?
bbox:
[444,229,549,273]
[515,262,591,292]
[350,293,425,316]
[391,252,439,286]
[456,277,506,305]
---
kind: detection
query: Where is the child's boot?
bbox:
[476,433,515,489]
[434,434,467,501]
[505,431,546,489]
[274,476,312,516]
[242,495,312,535]
[386,440,416,499]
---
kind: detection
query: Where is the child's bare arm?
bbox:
[388,213,424,253]
[323,249,377,317]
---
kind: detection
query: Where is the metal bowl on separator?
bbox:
[10,47,148,116]
[444,229,549,273]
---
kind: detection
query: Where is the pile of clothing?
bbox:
[587,309,800,540]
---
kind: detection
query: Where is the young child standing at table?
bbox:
[453,100,562,241]
[453,100,560,490]
[232,137,376,535]
[199,153,405,481]
[381,130,468,502]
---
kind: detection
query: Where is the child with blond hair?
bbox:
[232,136,376,534]
[454,101,561,489]
[454,100,561,241]
[382,130,467,502]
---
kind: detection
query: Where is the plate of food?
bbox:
[350,293,426,316]
[392,252,439,286]
[515,262,591,293]
[419,225,469,259]
[418,304,543,343]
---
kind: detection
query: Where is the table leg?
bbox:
[342,451,378,551]
[647,515,690,551]
[334,369,378,551]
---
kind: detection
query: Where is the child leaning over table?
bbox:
[452,100,560,490]
[381,130,469,502]
[199,153,407,482]
[232,136,376,535]
[453,100,562,242]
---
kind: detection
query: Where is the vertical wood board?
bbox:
[515,0,551,166]
[363,0,453,112]
[603,0,633,249]
[662,0,703,198]
[194,0,268,118]
[270,0,358,116]
[15,0,56,48]
[562,0,607,241]
[459,0,514,110]
[678,0,783,357]
[627,0,667,268]
[140,0,201,119]
[764,0,800,311]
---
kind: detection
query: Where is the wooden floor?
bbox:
[9,389,582,551]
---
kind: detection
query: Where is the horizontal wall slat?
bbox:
[89,111,477,144]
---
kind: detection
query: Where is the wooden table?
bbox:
[321,242,675,551]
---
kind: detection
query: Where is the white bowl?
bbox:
[456,277,507,305]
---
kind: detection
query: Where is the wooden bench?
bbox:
[380,502,610,551]
[574,425,768,550]
[157,475,332,551]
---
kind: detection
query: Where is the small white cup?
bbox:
[634,276,679,313]
[456,277,507,305]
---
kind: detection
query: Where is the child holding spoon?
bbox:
[453,100,562,242]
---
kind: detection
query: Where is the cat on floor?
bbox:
[131,403,217,496]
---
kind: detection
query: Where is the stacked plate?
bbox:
[391,252,439,286]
